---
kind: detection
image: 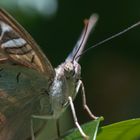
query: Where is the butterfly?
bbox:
[0,9,98,140]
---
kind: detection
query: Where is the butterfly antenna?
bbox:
[76,21,140,59]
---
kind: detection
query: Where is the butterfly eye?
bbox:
[65,61,73,71]
[64,61,75,78]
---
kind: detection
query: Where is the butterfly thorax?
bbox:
[49,60,81,119]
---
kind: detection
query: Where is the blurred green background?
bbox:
[1,0,140,138]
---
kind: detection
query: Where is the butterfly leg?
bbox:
[31,119,36,140]
[68,96,89,140]
[77,80,98,119]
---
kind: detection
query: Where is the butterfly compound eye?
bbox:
[64,61,75,78]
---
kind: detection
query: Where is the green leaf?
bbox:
[97,118,140,140]
[63,117,104,140]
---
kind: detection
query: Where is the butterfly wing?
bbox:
[0,9,55,140]
[0,9,55,79]
[0,63,52,140]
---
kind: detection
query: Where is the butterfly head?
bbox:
[63,59,81,81]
